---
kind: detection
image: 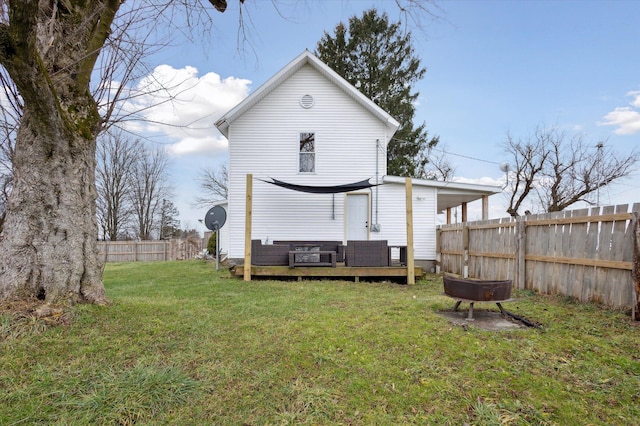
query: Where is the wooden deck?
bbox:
[234,265,424,282]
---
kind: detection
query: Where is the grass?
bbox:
[1,260,639,425]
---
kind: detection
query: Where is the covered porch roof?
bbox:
[383,176,502,220]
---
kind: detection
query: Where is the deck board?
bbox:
[233,265,424,281]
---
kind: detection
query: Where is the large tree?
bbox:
[0,0,228,309]
[316,8,440,178]
[504,126,638,217]
[96,130,141,241]
[159,199,181,240]
[194,162,229,207]
[130,146,172,240]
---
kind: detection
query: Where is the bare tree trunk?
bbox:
[0,110,108,305]
[0,0,116,307]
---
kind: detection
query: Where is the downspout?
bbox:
[332,194,335,220]
[375,138,379,226]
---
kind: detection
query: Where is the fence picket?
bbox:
[608,204,631,307]
[569,208,589,301]
[559,210,571,297]
[593,206,615,304]
[548,211,564,295]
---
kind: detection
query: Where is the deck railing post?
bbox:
[482,195,489,220]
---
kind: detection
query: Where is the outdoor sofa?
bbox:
[251,240,344,266]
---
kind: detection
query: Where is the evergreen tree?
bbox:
[316,9,439,178]
[159,199,181,240]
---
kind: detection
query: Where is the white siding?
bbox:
[375,184,437,260]
[228,64,390,258]
[218,217,230,257]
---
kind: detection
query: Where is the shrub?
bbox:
[206,232,217,256]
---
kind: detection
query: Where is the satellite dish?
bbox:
[499,162,511,173]
[204,206,227,231]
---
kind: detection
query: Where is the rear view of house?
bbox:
[215,51,500,268]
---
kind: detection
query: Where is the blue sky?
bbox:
[129,0,640,230]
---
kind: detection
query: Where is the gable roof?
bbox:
[215,50,401,137]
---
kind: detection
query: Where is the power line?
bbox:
[389,137,502,166]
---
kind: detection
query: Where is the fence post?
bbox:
[633,212,639,321]
[515,218,526,289]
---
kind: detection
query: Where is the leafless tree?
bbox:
[96,130,142,241]
[504,128,550,217]
[195,162,228,207]
[0,68,20,232]
[425,146,455,181]
[0,0,438,309]
[503,126,638,217]
[130,146,172,240]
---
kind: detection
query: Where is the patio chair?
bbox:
[345,240,390,267]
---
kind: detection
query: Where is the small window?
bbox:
[299,132,315,173]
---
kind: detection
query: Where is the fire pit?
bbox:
[443,276,513,321]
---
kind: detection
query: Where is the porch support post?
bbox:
[244,174,253,281]
[462,223,469,278]
[446,207,452,224]
[405,177,415,285]
[462,202,468,223]
[482,195,489,220]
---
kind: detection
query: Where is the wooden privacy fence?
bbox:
[98,238,204,262]
[437,203,640,318]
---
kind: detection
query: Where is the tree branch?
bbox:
[78,0,122,90]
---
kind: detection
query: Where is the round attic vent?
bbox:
[300,94,314,109]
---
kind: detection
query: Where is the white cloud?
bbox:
[119,65,251,155]
[452,176,504,187]
[167,135,227,156]
[599,90,640,135]
[629,90,640,107]
[599,107,640,135]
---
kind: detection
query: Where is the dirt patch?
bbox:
[438,310,529,331]
[1,299,72,331]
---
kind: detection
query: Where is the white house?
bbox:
[214,51,501,267]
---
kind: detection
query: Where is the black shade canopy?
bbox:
[258,178,379,194]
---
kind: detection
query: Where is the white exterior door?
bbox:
[346,194,369,240]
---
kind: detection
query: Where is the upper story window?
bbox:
[299,132,315,173]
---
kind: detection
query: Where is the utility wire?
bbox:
[389,137,502,166]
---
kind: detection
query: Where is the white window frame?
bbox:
[298,131,315,173]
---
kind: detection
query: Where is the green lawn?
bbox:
[1,261,639,425]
